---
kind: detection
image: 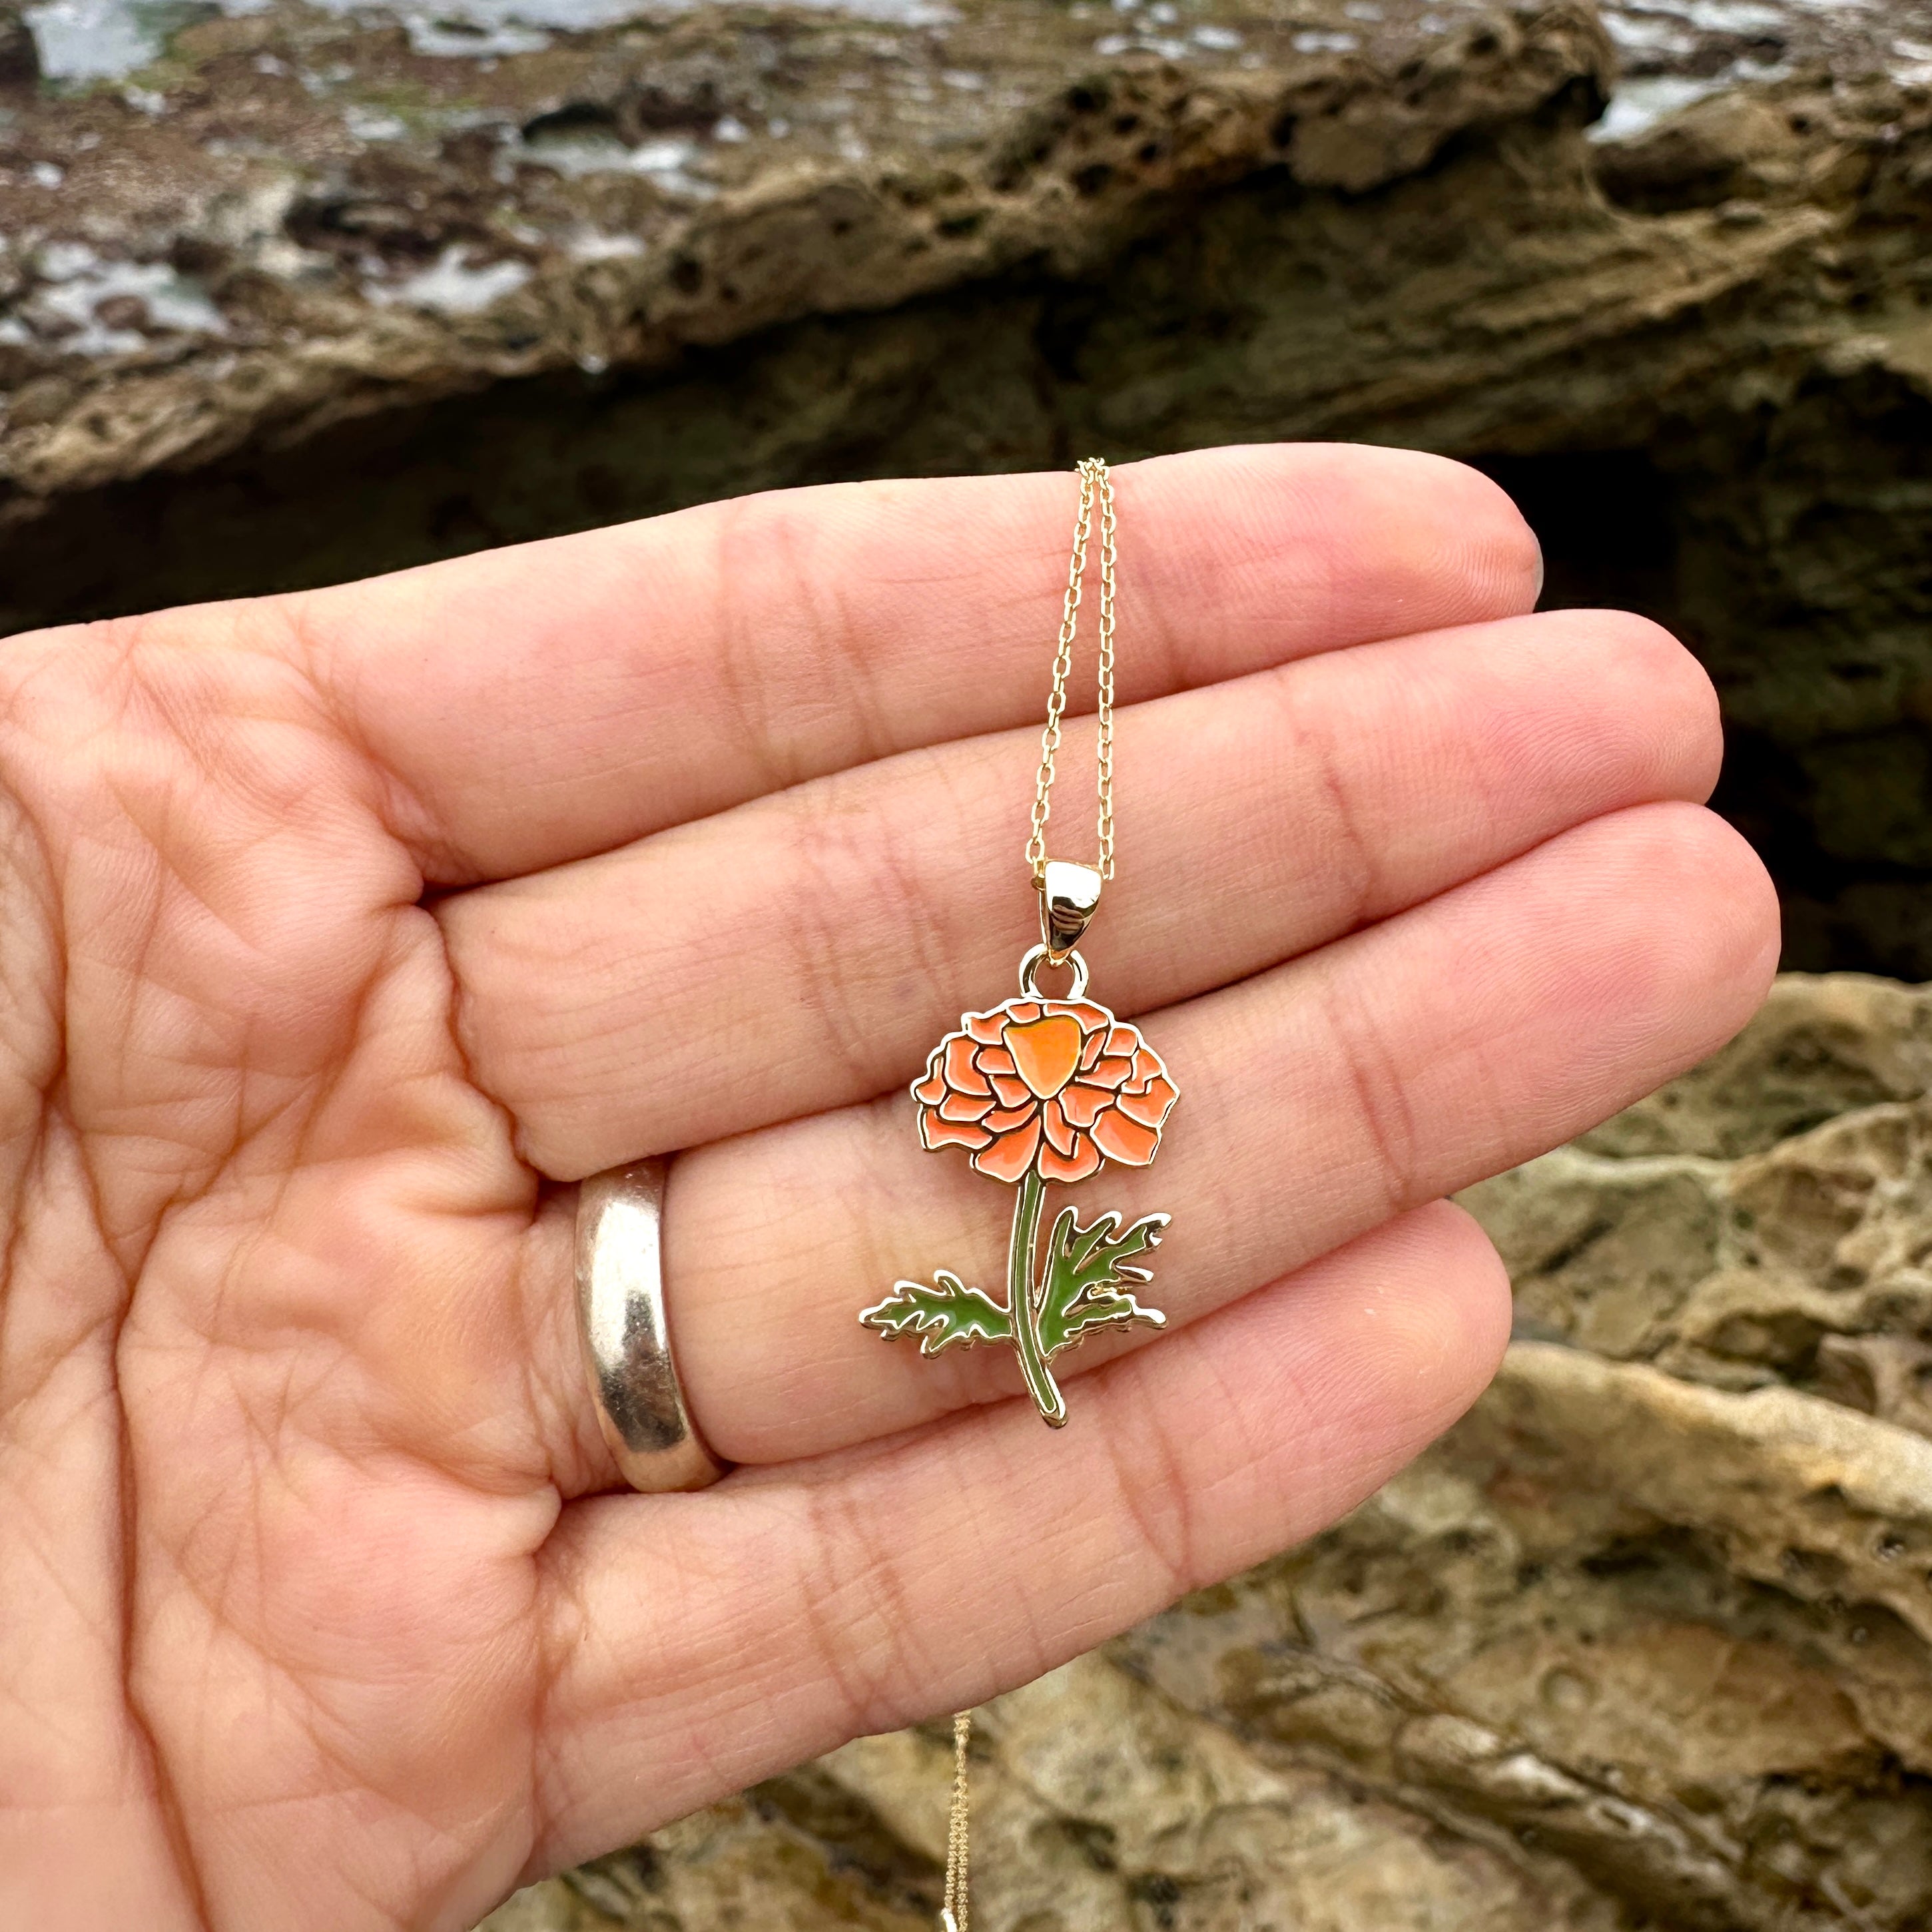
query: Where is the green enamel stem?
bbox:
[1008,1168,1066,1427]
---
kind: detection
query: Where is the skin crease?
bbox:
[0,446,1781,1932]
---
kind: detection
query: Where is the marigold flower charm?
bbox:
[861,958,1179,1427]
[913,998,1177,1184]
[860,457,1177,1428]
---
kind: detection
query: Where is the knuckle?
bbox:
[1320,970,1419,1218]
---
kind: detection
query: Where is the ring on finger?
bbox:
[575,1159,728,1492]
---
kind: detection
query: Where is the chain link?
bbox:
[942,1710,972,1932]
[1026,457,1116,885]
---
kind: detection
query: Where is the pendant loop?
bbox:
[1037,860,1102,964]
[1018,942,1089,1001]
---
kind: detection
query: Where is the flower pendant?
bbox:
[864,460,1175,1428]
[862,934,1178,1427]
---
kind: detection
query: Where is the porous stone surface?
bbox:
[10,0,1932,971]
[480,974,1932,1932]
[0,0,1617,513]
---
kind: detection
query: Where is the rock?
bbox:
[1470,974,1932,1411]
[482,974,1932,1932]
[9,0,1932,970]
[0,0,1615,519]
[0,6,37,93]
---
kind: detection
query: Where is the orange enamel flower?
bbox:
[912,997,1179,1185]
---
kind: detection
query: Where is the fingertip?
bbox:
[1119,444,1545,679]
[1279,445,1546,631]
[1287,1200,1514,1466]
[1393,452,1545,622]
[1682,805,1783,1024]
[1538,801,1781,1091]
[1624,799,1781,1006]
[1399,1197,1516,1395]
[1535,609,1724,803]
[1617,611,1725,803]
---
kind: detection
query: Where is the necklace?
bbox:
[860,456,1180,1423]
[860,458,1183,1929]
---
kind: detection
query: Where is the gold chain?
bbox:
[1026,458,1117,885]
[949,473,1113,1925]
[941,1710,972,1932]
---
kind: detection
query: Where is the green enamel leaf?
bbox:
[860,1271,1014,1356]
[1035,1205,1169,1361]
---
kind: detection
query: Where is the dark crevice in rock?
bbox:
[1480,440,1932,982]
[749,1766,943,1903]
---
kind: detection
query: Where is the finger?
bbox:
[516,799,1775,1484]
[445,609,1718,1175]
[260,446,1540,881]
[528,1199,1513,1875]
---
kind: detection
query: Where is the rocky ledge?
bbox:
[5,0,1614,506]
[485,972,1932,1932]
[8,0,1932,973]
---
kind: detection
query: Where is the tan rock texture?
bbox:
[484,974,1932,1932]
[11,0,1932,970]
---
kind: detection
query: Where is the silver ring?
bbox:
[575,1158,727,1492]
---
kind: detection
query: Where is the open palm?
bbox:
[0,447,1776,1931]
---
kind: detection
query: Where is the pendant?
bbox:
[861,862,1179,1427]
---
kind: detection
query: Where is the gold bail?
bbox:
[1038,860,1103,964]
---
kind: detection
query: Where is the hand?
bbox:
[0,446,1776,1931]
